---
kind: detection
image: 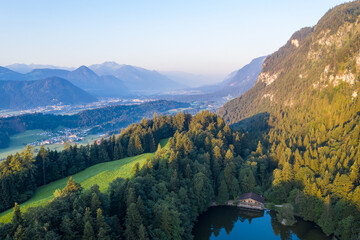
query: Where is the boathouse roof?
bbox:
[238,192,265,203]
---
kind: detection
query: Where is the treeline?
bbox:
[0,100,189,148]
[0,112,190,213]
[0,111,266,240]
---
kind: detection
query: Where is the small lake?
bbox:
[193,206,331,240]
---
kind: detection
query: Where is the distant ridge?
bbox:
[89,62,187,93]
[0,66,130,97]
[156,56,266,102]
[0,77,97,109]
[6,63,74,74]
[1,62,185,96]
[0,67,26,81]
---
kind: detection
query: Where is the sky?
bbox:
[0,0,347,80]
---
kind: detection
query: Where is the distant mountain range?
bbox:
[0,62,186,97]
[156,56,266,102]
[89,62,187,93]
[0,58,265,109]
[0,77,97,109]
[3,66,130,97]
[6,63,74,74]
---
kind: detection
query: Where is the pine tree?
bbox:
[230,177,240,199]
[224,161,236,187]
[126,188,136,207]
[256,141,263,156]
[12,203,22,230]
[37,145,48,185]
[127,136,138,156]
[60,215,75,240]
[134,135,143,155]
[21,145,34,163]
[83,221,95,240]
[170,170,179,192]
[318,195,335,236]
[96,209,110,240]
[247,170,256,192]
[125,203,142,240]
[136,196,145,219]
[82,207,95,240]
[14,225,25,240]
[155,143,162,158]
[160,206,172,237]
[113,145,121,160]
[64,141,71,151]
[217,179,229,204]
[282,162,294,183]
[61,177,82,196]
[233,134,242,155]
[98,147,110,163]
[224,149,234,164]
[91,193,102,214]
[138,224,149,240]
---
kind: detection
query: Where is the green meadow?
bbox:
[0,154,151,223]
[0,138,169,223]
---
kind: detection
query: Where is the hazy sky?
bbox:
[0,0,347,77]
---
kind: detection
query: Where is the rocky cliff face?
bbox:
[218,2,360,125]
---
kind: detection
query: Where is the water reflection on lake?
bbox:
[192,206,331,240]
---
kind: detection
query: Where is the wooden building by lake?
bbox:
[237,192,265,210]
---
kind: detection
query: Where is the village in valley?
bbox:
[28,128,90,147]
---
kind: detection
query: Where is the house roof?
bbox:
[238,192,265,203]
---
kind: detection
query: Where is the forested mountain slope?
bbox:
[219,2,360,239]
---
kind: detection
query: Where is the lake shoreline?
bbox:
[192,205,332,240]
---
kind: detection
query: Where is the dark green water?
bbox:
[192,206,331,240]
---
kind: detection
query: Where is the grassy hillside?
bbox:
[0,138,169,223]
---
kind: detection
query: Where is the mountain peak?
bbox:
[100,61,124,67]
[72,66,99,78]
[75,65,92,71]
[89,62,125,76]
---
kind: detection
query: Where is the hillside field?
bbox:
[0,138,169,223]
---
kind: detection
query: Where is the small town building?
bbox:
[237,192,265,210]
